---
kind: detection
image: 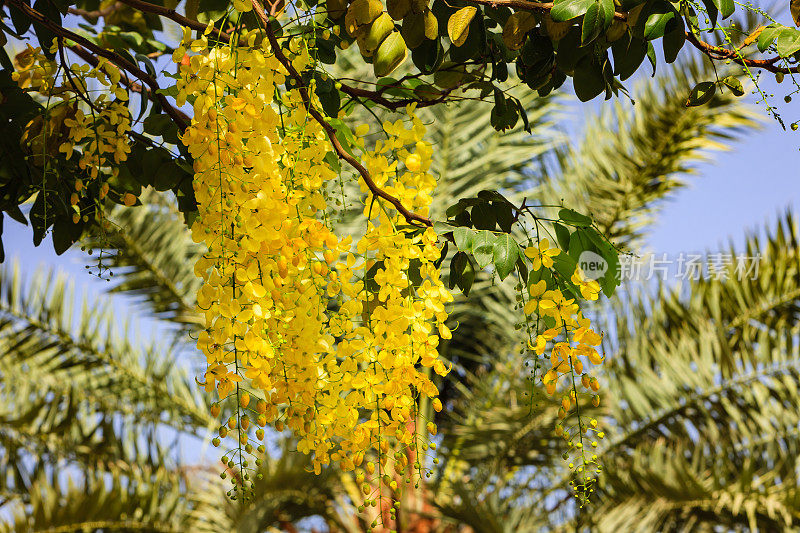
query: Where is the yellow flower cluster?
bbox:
[179,29,449,488]
[521,239,605,497]
[13,44,132,215]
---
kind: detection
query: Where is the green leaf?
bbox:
[494,202,514,233]
[328,119,358,158]
[600,0,615,25]
[10,0,32,34]
[458,255,476,295]
[581,2,603,44]
[153,161,187,192]
[701,0,718,26]
[449,14,484,63]
[712,0,734,19]
[551,252,578,292]
[776,28,800,57]
[434,241,449,268]
[453,226,475,251]
[448,6,477,47]
[757,23,782,52]
[556,26,591,72]
[642,5,675,40]
[477,189,513,204]
[551,0,594,22]
[143,113,172,137]
[646,41,657,75]
[446,200,468,219]
[454,209,471,227]
[52,215,76,255]
[521,34,554,66]
[568,227,594,261]
[365,260,384,292]
[558,208,592,227]
[584,227,620,295]
[449,251,468,289]
[433,220,453,235]
[612,34,647,81]
[492,233,520,280]
[471,201,497,230]
[411,37,444,74]
[662,16,685,63]
[30,191,53,246]
[315,74,342,117]
[32,0,61,59]
[685,81,716,107]
[472,230,495,269]
[197,0,228,23]
[720,76,744,97]
[516,255,528,284]
[528,262,554,289]
[554,222,571,250]
[573,56,606,102]
[490,89,518,131]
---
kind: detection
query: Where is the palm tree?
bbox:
[0,52,777,532]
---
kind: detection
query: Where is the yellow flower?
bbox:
[524,238,560,270]
[571,267,602,300]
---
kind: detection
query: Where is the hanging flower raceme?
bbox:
[180,28,449,503]
[14,45,131,179]
[521,239,606,501]
[13,43,133,218]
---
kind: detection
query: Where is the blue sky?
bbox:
[647,93,800,255]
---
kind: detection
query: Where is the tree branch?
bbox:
[67,1,123,20]
[685,31,800,74]
[464,0,627,21]
[337,77,457,110]
[115,0,237,44]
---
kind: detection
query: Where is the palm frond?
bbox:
[83,189,203,328]
[0,261,214,500]
[540,57,760,249]
[588,211,800,531]
[0,466,195,533]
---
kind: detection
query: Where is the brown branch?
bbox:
[685,31,800,74]
[114,0,238,45]
[338,76,457,110]
[67,2,122,20]
[251,0,433,227]
[5,0,189,130]
[465,0,627,21]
